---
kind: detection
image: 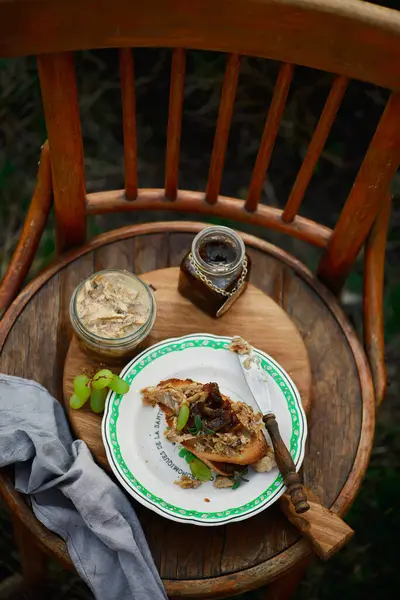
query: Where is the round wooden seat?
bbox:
[0,221,374,599]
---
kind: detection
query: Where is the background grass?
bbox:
[1,22,400,600]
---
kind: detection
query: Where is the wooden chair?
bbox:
[0,0,399,598]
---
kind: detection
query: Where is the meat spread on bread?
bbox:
[141,378,276,477]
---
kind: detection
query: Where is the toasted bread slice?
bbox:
[193,457,233,476]
[142,378,269,471]
[181,430,268,466]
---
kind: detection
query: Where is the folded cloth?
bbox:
[0,374,167,600]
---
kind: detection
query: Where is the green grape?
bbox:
[190,458,212,482]
[90,387,108,414]
[108,375,130,395]
[92,369,114,390]
[70,393,89,410]
[73,374,91,402]
[177,403,190,431]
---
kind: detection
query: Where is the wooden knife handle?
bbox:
[279,488,354,560]
[263,413,310,514]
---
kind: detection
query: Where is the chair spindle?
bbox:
[205,53,241,204]
[165,48,186,201]
[120,48,138,200]
[282,75,349,223]
[245,63,294,212]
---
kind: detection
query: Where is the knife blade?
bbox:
[237,353,274,416]
[237,352,310,514]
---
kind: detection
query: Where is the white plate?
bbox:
[102,333,307,526]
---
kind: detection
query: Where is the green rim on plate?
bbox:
[103,333,307,525]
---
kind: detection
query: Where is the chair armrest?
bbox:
[363,193,391,408]
[0,467,71,567]
[0,142,52,319]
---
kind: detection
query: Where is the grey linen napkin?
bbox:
[0,374,167,600]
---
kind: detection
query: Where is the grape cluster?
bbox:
[70,369,130,414]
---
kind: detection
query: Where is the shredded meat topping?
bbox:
[141,385,186,412]
[234,402,262,432]
[229,336,252,355]
[213,476,234,489]
[194,432,250,457]
[174,475,202,489]
[141,379,266,458]
[76,272,150,339]
[165,428,195,444]
[251,449,276,472]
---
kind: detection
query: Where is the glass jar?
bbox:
[69,269,157,359]
[178,226,251,317]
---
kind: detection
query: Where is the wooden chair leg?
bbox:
[11,515,47,598]
[264,556,312,600]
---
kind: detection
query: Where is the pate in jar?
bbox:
[69,269,156,359]
[178,226,251,317]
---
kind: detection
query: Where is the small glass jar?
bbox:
[178,226,251,318]
[69,269,157,359]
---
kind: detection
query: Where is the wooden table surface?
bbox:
[0,224,370,597]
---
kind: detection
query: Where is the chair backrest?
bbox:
[1,0,400,294]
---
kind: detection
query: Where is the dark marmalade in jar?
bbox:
[178,226,251,318]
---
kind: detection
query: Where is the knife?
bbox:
[237,352,310,514]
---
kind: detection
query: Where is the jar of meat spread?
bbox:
[178,226,251,317]
[69,270,156,359]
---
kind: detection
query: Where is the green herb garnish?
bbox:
[230,468,250,490]
[188,415,202,435]
[188,414,215,435]
[178,447,196,464]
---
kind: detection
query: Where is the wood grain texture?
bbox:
[282,271,366,506]
[57,253,94,383]
[86,189,333,248]
[283,267,375,522]
[266,555,312,600]
[0,275,61,397]
[0,223,374,597]
[11,515,47,593]
[282,75,349,223]
[37,52,86,252]
[133,233,170,273]
[0,141,52,317]
[206,53,240,204]
[94,238,134,272]
[280,489,354,561]
[317,91,400,293]
[246,63,293,212]
[165,48,186,200]
[1,0,400,91]
[364,193,391,407]
[0,468,71,568]
[63,268,312,466]
[119,48,138,200]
